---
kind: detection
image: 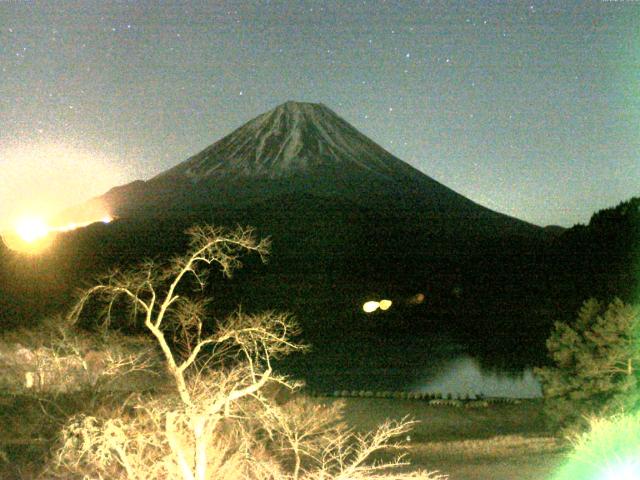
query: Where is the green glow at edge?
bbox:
[550,411,640,480]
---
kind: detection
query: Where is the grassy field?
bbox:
[0,393,569,479]
[322,396,569,480]
[1,385,569,479]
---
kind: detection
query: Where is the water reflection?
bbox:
[413,354,541,399]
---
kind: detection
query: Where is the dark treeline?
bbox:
[1,196,638,385]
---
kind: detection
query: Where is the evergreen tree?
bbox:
[535,298,640,433]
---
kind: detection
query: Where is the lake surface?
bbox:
[288,336,543,398]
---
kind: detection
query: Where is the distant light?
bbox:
[363,299,393,313]
[379,299,393,311]
[15,216,49,243]
[363,301,380,313]
[409,293,425,305]
[101,215,112,223]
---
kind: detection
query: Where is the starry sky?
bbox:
[1,0,638,228]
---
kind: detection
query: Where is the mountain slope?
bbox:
[61,101,541,239]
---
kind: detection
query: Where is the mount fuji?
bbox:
[4,102,557,380]
[61,101,541,239]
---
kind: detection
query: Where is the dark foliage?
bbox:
[547,196,640,307]
[1,196,638,389]
[535,298,640,434]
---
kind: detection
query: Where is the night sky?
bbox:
[1,0,638,229]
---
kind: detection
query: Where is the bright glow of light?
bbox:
[363,301,380,313]
[2,213,113,254]
[379,299,393,311]
[601,459,640,480]
[49,216,112,234]
[15,216,49,243]
[363,298,394,313]
[0,141,128,232]
[550,412,640,480]
[54,222,79,233]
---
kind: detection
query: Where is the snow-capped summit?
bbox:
[155,101,402,180]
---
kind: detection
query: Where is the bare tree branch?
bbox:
[52,224,442,480]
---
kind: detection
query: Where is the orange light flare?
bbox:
[0,140,128,254]
[15,216,49,244]
[1,214,113,254]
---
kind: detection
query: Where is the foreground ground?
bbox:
[1,392,568,479]
[327,397,568,480]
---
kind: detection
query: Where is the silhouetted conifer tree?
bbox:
[535,298,640,434]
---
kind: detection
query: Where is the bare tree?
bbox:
[52,225,445,479]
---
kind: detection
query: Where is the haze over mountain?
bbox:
[61,101,542,239]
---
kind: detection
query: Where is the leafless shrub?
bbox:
[0,316,157,395]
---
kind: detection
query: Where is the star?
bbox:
[1,1,634,229]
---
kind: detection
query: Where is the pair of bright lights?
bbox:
[362,299,393,313]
